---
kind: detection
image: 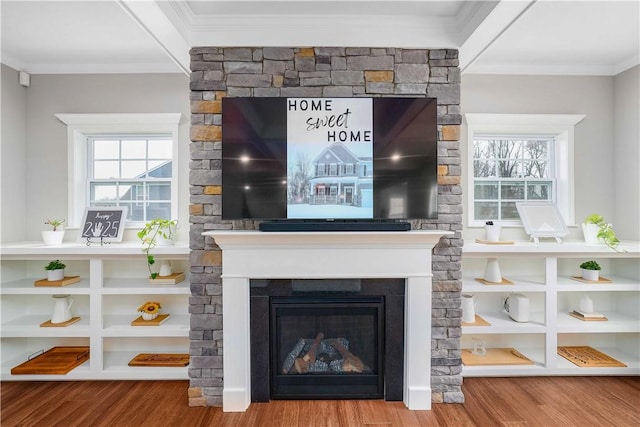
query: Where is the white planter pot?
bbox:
[47,269,65,281]
[42,230,65,246]
[153,225,176,246]
[581,268,599,281]
[484,224,502,242]
[142,312,158,321]
[581,223,600,244]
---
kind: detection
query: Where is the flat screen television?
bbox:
[221,97,438,229]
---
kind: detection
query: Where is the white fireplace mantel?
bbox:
[202,230,452,412]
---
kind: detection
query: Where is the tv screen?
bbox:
[221,97,438,221]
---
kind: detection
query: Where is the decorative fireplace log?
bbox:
[294,332,324,374]
[282,338,306,374]
[330,339,364,373]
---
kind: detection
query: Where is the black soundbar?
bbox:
[258,220,411,232]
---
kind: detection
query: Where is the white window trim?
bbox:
[55,113,182,228]
[465,113,585,228]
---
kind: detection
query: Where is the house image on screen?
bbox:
[309,142,373,207]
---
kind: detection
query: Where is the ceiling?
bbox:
[1,0,638,76]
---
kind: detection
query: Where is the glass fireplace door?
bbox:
[270,296,384,399]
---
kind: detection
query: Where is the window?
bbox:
[465,113,585,227]
[472,135,554,221]
[55,113,181,228]
[88,135,173,222]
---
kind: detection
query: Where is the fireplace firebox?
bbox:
[271,296,384,399]
[251,279,405,402]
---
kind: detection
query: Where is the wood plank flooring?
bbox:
[1,377,639,427]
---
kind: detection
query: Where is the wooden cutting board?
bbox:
[11,346,90,375]
[558,346,626,367]
[462,347,533,366]
[128,353,189,367]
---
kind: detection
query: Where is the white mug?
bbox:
[51,294,73,324]
[462,293,478,323]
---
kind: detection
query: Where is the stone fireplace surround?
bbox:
[203,230,451,411]
[188,46,463,407]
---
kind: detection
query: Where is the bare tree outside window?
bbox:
[473,136,554,222]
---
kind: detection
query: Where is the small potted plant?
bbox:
[137,219,178,279]
[45,260,66,281]
[138,301,162,321]
[42,219,65,246]
[579,260,601,281]
[582,214,620,250]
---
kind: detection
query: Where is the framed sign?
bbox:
[79,207,127,243]
[516,202,568,243]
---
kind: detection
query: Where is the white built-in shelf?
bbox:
[0,278,91,294]
[0,241,190,381]
[102,315,190,337]
[463,311,546,333]
[462,240,640,377]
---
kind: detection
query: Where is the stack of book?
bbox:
[569,310,608,321]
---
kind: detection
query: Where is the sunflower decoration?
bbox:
[137,301,162,314]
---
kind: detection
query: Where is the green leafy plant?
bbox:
[137,219,178,279]
[584,214,620,251]
[44,219,65,232]
[44,260,66,271]
[579,260,601,271]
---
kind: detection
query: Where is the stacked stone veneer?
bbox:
[188,47,463,406]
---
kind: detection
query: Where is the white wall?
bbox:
[0,65,28,243]
[461,74,615,242]
[613,65,640,241]
[20,73,190,242]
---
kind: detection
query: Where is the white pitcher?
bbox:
[51,294,73,324]
[462,293,478,323]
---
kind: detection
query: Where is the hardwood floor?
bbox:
[1,377,638,427]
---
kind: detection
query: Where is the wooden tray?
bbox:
[40,316,81,327]
[475,277,514,285]
[34,276,80,287]
[462,314,491,326]
[475,239,515,245]
[570,276,612,284]
[128,353,189,367]
[11,346,90,375]
[462,347,533,366]
[558,346,626,367]
[131,313,170,326]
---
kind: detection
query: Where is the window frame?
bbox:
[465,113,585,228]
[55,113,181,228]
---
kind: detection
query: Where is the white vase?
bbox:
[47,269,65,281]
[579,295,594,313]
[581,223,600,244]
[42,230,65,246]
[581,269,599,281]
[142,312,158,321]
[158,260,172,277]
[483,258,502,283]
